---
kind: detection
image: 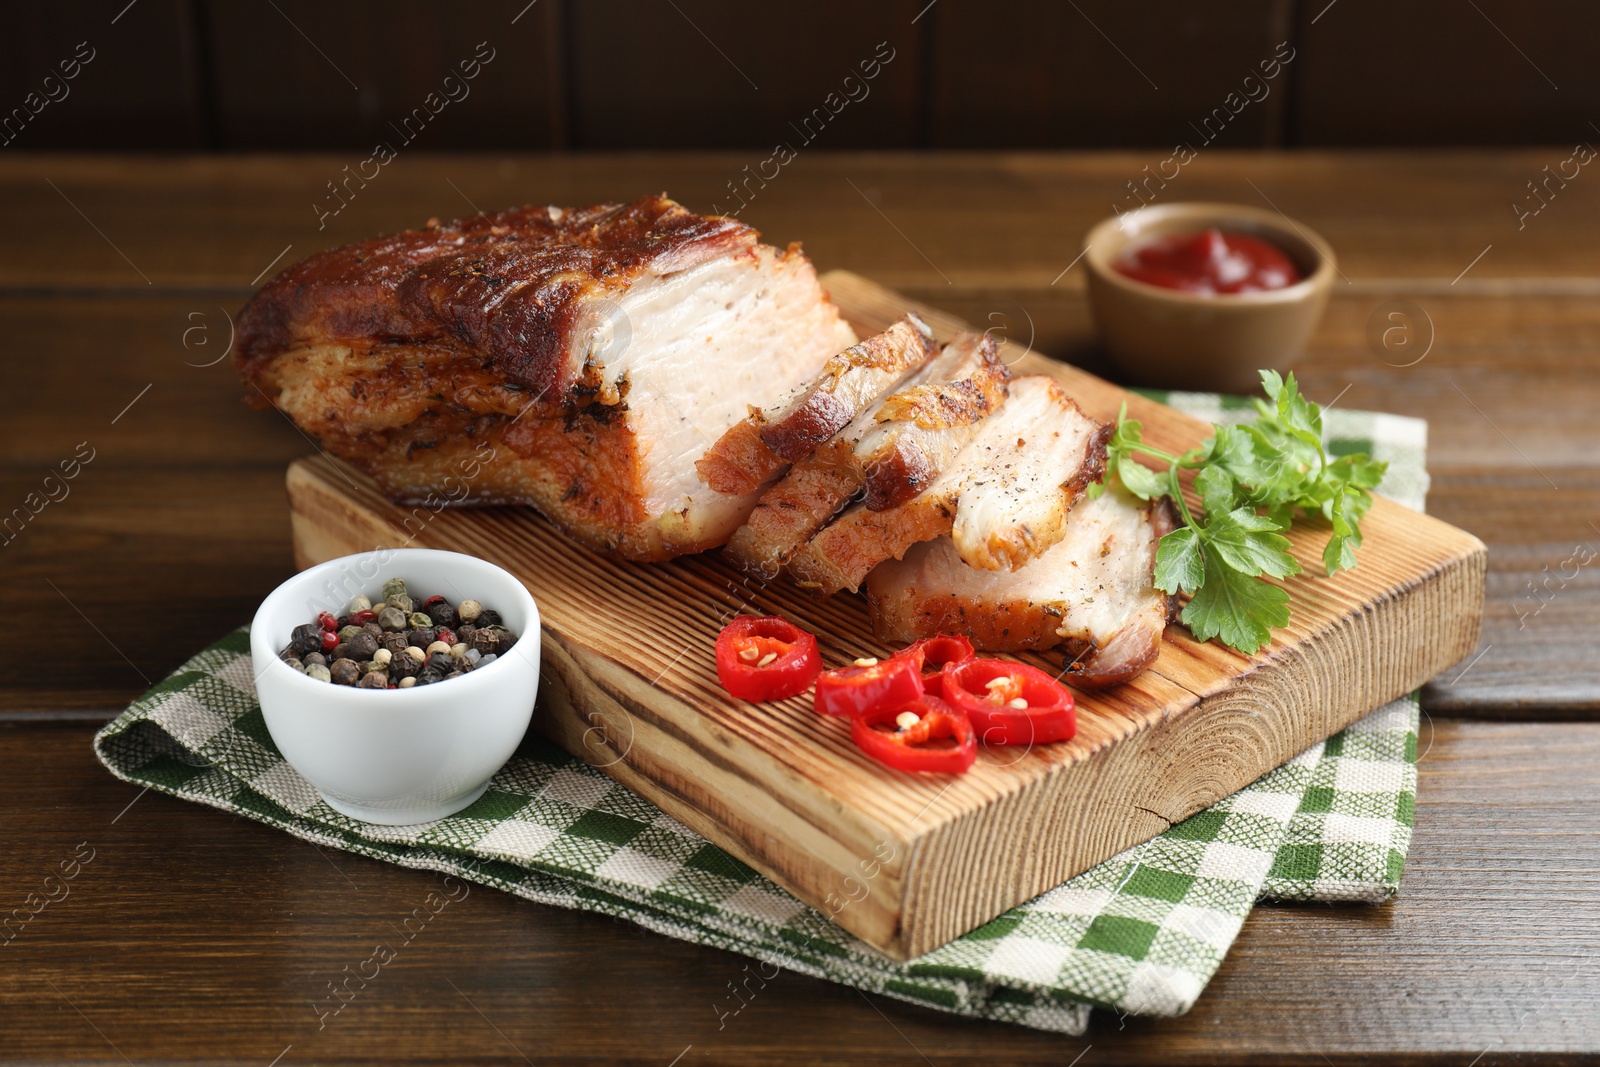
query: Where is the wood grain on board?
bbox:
[285,270,1485,958]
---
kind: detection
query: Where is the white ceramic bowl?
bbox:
[250,549,540,825]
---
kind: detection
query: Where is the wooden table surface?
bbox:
[3,151,1597,1063]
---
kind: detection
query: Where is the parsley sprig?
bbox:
[1088,370,1388,655]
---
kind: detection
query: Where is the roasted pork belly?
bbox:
[723,330,1009,578]
[235,197,856,560]
[786,375,1108,595]
[695,314,935,496]
[865,487,1177,687]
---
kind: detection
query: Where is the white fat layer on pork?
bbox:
[577,246,856,542]
[852,331,990,461]
[946,376,1101,570]
[881,486,1156,647]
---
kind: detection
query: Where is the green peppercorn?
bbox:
[338,624,364,644]
[305,663,333,683]
[347,594,372,615]
[377,605,408,632]
[381,578,408,602]
[330,659,361,686]
[408,611,433,629]
[385,592,415,615]
[357,671,389,689]
[346,632,378,661]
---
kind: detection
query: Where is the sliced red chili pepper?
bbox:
[715,615,822,703]
[814,655,923,718]
[850,696,976,774]
[892,634,975,699]
[942,658,1076,746]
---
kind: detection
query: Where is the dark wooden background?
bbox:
[4,0,1598,153]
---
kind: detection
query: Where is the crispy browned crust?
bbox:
[236,196,755,402]
[693,411,784,495]
[861,332,1010,511]
[787,496,956,597]
[722,438,861,577]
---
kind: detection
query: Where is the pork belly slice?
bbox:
[235,196,856,560]
[695,314,936,496]
[723,330,1010,578]
[857,331,1012,510]
[785,375,1108,595]
[864,487,1178,688]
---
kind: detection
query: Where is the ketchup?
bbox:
[1113,228,1303,295]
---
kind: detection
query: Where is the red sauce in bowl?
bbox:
[1113,228,1303,295]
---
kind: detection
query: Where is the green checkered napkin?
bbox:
[92,393,1425,1036]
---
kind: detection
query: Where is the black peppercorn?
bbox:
[427,652,453,674]
[331,642,349,662]
[303,651,327,668]
[288,622,322,656]
[357,671,389,689]
[362,622,383,638]
[388,651,420,679]
[346,632,379,661]
[329,658,361,686]
[469,629,499,657]
[380,632,409,656]
[476,609,502,628]
[417,666,442,685]
[427,601,458,628]
[407,626,436,650]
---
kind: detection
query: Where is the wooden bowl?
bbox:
[1082,202,1336,393]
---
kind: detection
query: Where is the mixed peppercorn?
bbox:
[278,578,517,689]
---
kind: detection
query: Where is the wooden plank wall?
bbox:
[1,0,1596,151]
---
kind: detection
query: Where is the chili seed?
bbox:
[984,676,1013,690]
[1007,697,1029,709]
[895,711,920,730]
[853,656,879,667]
[757,652,777,667]
[738,646,759,663]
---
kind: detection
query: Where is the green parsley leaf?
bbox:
[1153,526,1204,595]
[1180,544,1292,655]
[1204,507,1301,580]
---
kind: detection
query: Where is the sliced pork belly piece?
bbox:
[785,376,1108,595]
[236,196,856,560]
[723,330,1010,578]
[864,487,1177,688]
[695,314,935,496]
[857,331,1011,510]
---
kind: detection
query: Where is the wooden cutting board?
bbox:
[285,270,1486,960]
